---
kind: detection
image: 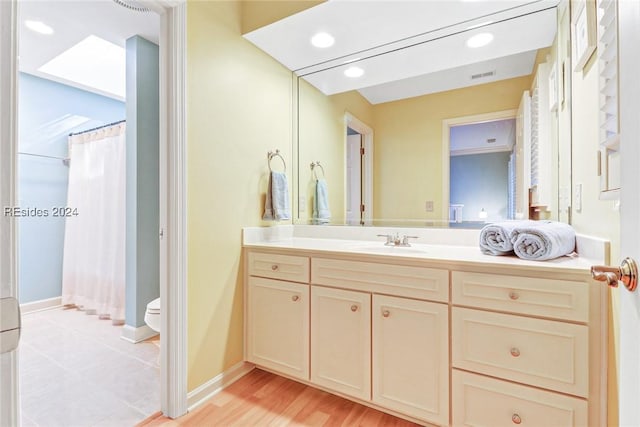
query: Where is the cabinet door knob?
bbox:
[351,304,358,312]
[291,295,299,302]
[382,310,390,318]
[271,264,279,271]
[508,291,519,300]
[510,347,521,357]
[512,414,522,424]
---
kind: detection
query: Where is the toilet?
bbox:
[144,297,161,333]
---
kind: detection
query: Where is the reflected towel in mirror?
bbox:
[263,171,290,221]
[313,178,331,224]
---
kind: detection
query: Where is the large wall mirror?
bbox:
[246,0,573,228]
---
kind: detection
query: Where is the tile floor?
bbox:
[18,307,160,427]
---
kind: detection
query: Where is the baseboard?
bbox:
[20,297,62,314]
[121,324,159,343]
[187,361,255,411]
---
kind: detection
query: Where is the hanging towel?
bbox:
[479,220,540,255]
[312,178,331,224]
[263,171,290,221]
[510,221,576,261]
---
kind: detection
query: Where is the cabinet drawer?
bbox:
[452,307,588,397]
[452,370,588,427]
[312,258,448,302]
[248,252,309,283]
[452,271,589,322]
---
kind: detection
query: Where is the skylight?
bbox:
[38,35,126,99]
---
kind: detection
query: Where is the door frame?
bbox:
[345,113,373,224]
[442,109,517,223]
[0,0,189,420]
[0,1,19,425]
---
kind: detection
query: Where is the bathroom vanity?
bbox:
[243,227,608,427]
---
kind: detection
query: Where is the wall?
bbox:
[187,0,294,391]
[450,152,510,222]
[125,36,160,328]
[372,76,531,221]
[571,45,621,427]
[298,80,374,223]
[17,73,125,304]
[241,0,324,34]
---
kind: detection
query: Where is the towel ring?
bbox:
[268,149,286,172]
[310,161,325,179]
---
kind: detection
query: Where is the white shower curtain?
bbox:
[61,122,126,322]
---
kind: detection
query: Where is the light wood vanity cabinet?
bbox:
[310,286,371,401]
[244,249,604,427]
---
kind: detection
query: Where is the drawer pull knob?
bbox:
[508,291,519,300]
[512,414,522,424]
[271,264,279,271]
[382,310,390,318]
[510,347,521,357]
[291,295,299,302]
[351,305,358,312]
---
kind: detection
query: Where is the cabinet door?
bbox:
[247,277,309,380]
[311,286,371,401]
[372,295,449,425]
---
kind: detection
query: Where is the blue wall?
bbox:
[18,73,125,304]
[125,36,160,328]
[450,151,510,223]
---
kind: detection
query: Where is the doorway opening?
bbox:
[442,110,518,227]
[16,1,161,425]
[344,113,373,226]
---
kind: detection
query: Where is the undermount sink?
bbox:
[346,244,428,255]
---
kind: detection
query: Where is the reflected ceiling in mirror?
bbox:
[244,0,568,228]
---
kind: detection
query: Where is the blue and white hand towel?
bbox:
[263,171,290,221]
[312,178,331,224]
[479,220,539,255]
[510,221,576,261]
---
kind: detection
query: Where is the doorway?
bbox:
[344,113,374,226]
[17,1,160,425]
[448,118,517,226]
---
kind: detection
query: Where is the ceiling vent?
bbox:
[471,70,496,80]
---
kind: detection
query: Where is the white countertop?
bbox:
[244,236,598,275]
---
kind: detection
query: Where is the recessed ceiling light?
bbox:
[466,32,494,48]
[311,32,335,48]
[344,66,364,78]
[24,20,54,35]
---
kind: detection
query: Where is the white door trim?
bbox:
[145,0,188,419]
[345,113,374,224]
[1,0,189,421]
[0,0,19,425]
[442,109,518,222]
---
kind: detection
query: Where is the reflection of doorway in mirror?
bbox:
[448,117,517,227]
[346,128,363,225]
[344,113,373,225]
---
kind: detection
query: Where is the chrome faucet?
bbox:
[377,233,418,247]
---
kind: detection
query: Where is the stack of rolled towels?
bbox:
[479,220,576,261]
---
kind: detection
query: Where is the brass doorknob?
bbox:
[591,257,638,291]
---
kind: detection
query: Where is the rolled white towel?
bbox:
[479,220,540,255]
[510,221,576,261]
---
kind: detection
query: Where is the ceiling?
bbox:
[450,118,516,155]
[245,0,559,103]
[18,0,159,100]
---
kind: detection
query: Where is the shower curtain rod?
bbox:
[19,152,70,166]
[68,119,126,136]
